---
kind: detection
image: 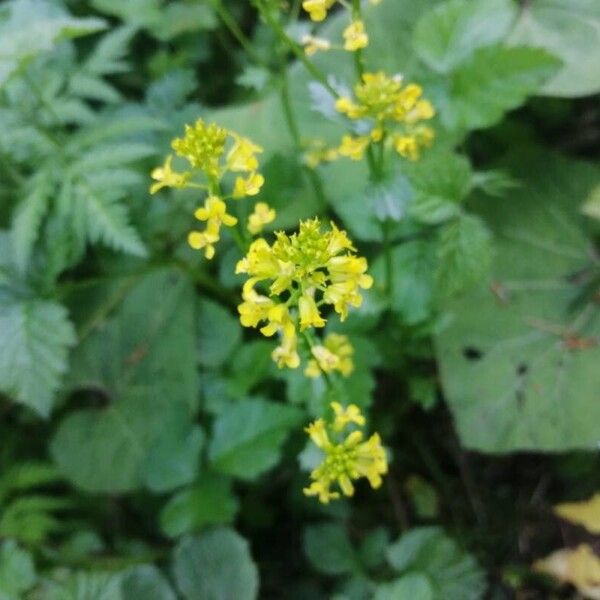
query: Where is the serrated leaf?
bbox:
[0,0,106,87]
[0,294,76,417]
[43,572,123,600]
[160,476,239,538]
[208,398,302,480]
[173,529,259,600]
[386,527,485,599]
[77,184,147,257]
[509,0,600,97]
[436,214,492,298]
[52,270,200,493]
[435,151,600,452]
[414,0,518,73]
[10,173,52,273]
[440,45,561,131]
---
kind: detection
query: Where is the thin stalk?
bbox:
[279,70,328,209]
[209,0,268,67]
[256,1,339,98]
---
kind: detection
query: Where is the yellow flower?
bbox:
[233,172,265,198]
[226,134,263,172]
[248,202,276,235]
[333,72,436,163]
[303,403,387,503]
[188,221,220,259]
[298,293,326,330]
[343,20,369,51]
[150,155,190,194]
[338,135,370,161]
[305,333,354,378]
[194,195,237,228]
[302,0,335,22]
[236,219,372,369]
[301,34,331,56]
[171,119,228,178]
[303,141,339,168]
[331,401,364,430]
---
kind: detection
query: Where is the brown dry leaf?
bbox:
[555,494,600,534]
[534,544,600,599]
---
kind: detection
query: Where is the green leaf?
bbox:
[52,270,201,492]
[121,566,176,600]
[10,173,52,273]
[436,214,492,298]
[142,422,204,493]
[208,398,302,481]
[435,151,600,452]
[374,573,434,600]
[160,476,239,538]
[414,0,518,73]
[0,294,76,417]
[386,527,485,599]
[372,241,436,324]
[440,45,561,131]
[76,184,148,257]
[303,523,358,576]
[0,0,106,87]
[172,529,259,600]
[43,572,123,600]
[197,298,241,369]
[0,540,36,599]
[509,0,600,97]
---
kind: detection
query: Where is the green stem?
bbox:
[279,71,328,209]
[382,219,393,296]
[209,0,268,67]
[256,1,339,98]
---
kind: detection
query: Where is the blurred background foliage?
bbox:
[0,0,599,598]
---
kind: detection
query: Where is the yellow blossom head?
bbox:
[302,34,331,57]
[305,333,354,378]
[343,20,369,52]
[248,202,276,235]
[302,0,335,22]
[171,119,228,178]
[150,155,190,194]
[236,219,372,369]
[304,403,387,503]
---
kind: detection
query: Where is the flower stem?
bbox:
[255,0,339,98]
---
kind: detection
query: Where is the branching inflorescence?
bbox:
[150,0,438,503]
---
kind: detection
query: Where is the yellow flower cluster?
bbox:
[301,0,381,55]
[305,333,354,378]
[236,218,372,369]
[336,72,435,161]
[304,402,387,503]
[150,119,269,258]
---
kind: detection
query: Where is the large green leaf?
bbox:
[438,45,561,131]
[509,0,600,97]
[172,529,259,600]
[0,292,76,417]
[51,270,202,492]
[208,398,302,480]
[121,566,176,600]
[413,0,518,73]
[386,527,485,599]
[436,151,600,451]
[374,574,434,600]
